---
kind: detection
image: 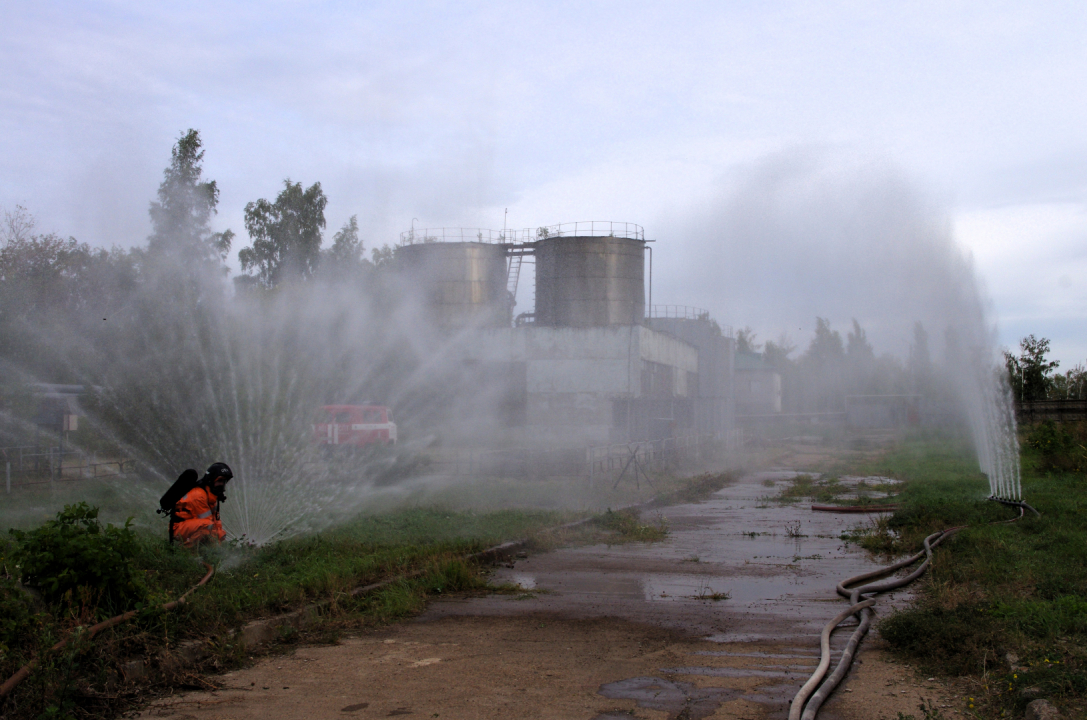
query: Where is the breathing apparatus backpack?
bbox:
[158,469,199,539]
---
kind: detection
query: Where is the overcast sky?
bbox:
[2,2,1084,366]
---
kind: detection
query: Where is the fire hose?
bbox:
[0,562,215,699]
[790,499,1039,720]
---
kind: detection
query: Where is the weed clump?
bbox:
[880,602,1003,676]
[777,474,846,504]
[594,509,668,543]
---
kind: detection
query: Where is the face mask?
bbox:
[211,481,228,502]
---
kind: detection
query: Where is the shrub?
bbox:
[0,575,36,667]
[8,502,147,611]
[1025,421,1086,473]
[880,603,1004,675]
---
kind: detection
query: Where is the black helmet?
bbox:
[204,462,233,483]
[202,462,233,502]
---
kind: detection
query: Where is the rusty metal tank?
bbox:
[394,241,510,329]
[533,235,645,327]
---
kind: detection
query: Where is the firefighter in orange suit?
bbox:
[171,462,232,548]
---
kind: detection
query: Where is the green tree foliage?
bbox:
[0,206,140,380]
[805,317,845,367]
[762,336,795,369]
[319,215,373,282]
[746,318,917,413]
[8,503,146,610]
[1004,335,1060,402]
[238,179,328,288]
[370,243,396,267]
[1049,363,1087,400]
[147,129,233,265]
[327,215,362,265]
[846,318,874,362]
[735,327,761,355]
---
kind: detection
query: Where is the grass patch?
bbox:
[652,471,735,506]
[776,473,851,504]
[840,426,1087,719]
[592,508,669,543]
[0,505,565,720]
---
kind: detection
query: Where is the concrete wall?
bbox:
[453,325,699,446]
[648,318,736,436]
[735,369,782,415]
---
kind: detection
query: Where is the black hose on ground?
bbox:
[790,500,1032,720]
[0,562,215,699]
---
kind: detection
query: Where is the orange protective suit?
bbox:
[171,486,226,547]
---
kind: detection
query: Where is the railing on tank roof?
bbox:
[398,228,535,245]
[398,221,646,245]
[648,305,711,320]
[647,306,733,337]
[533,221,644,241]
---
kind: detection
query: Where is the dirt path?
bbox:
[137,472,960,720]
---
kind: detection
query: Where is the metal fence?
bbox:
[2,444,135,492]
[1016,400,1087,423]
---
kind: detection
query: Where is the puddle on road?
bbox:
[643,571,816,604]
[594,676,740,720]
[424,471,909,717]
[465,470,908,641]
[509,573,536,589]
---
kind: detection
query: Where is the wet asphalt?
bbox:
[420,470,909,719]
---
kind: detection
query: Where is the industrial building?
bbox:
[392,222,736,449]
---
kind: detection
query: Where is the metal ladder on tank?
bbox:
[505,244,534,308]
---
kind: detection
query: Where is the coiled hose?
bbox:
[789,500,1038,720]
[0,562,215,699]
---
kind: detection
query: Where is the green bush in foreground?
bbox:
[0,575,37,665]
[8,502,147,610]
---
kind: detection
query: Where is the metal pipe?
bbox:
[644,244,652,320]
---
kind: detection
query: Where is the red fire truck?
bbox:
[313,405,397,448]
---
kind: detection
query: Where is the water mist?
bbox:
[667,151,1021,499]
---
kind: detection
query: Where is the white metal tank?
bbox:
[533,230,645,327]
[394,241,510,329]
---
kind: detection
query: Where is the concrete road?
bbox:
[138,472,958,720]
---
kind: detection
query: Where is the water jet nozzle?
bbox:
[987,496,1040,517]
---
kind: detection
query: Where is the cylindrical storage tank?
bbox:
[534,236,645,327]
[394,242,510,329]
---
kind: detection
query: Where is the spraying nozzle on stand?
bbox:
[987,495,1041,517]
